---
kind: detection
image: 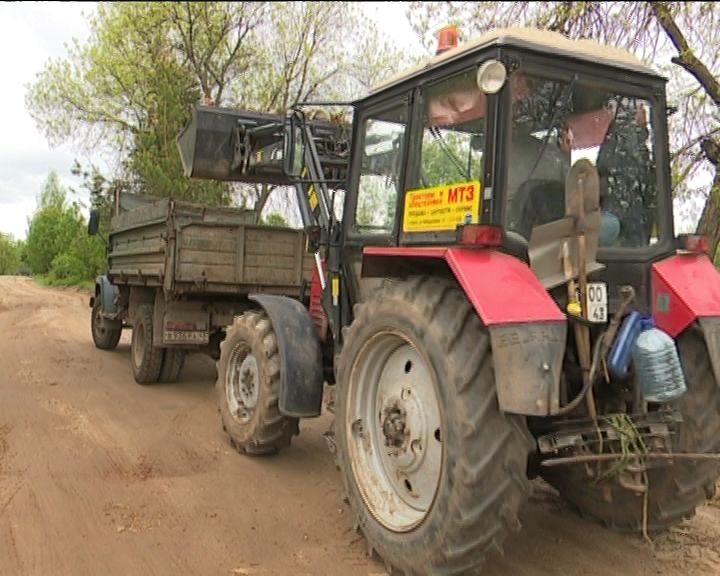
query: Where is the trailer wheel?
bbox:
[91,297,121,350]
[159,349,186,383]
[335,277,533,575]
[217,310,298,455]
[543,324,720,532]
[130,304,163,384]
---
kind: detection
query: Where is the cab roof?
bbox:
[370,27,662,95]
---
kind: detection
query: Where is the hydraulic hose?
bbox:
[553,331,605,416]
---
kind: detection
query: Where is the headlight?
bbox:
[476,60,507,94]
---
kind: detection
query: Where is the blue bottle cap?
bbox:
[640,316,655,330]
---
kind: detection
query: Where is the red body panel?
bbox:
[309,258,329,341]
[363,247,565,325]
[652,254,720,337]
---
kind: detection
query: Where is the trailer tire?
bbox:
[91,297,121,350]
[216,311,298,455]
[543,324,720,532]
[335,277,533,575]
[159,349,186,383]
[130,304,163,384]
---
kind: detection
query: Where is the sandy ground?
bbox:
[1,275,720,576]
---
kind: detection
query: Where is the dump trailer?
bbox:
[89,192,314,384]
[174,26,720,576]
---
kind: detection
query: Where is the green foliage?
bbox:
[26,2,229,207]
[261,212,289,227]
[24,172,106,286]
[420,130,483,187]
[0,233,22,275]
[26,2,408,214]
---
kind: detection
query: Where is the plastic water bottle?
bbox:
[633,321,687,403]
[608,311,644,380]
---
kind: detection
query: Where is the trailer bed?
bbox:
[108,196,313,296]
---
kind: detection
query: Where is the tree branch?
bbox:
[650,2,720,107]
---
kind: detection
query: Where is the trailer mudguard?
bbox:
[93,275,120,316]
[362,247,567,416]
[249,294,324,418]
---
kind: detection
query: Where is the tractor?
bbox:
[177,26,720,576]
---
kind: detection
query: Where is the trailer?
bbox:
[89,192,314,384]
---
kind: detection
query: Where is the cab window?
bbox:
[354,105,407,234]
[417,69,486,189]
[506,73,659,248]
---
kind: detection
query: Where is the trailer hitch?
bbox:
[536,409,683,472]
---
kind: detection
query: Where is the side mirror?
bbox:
[283,114,304,178]
[88,209,100,236]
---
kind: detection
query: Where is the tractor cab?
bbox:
[345,27,674,313]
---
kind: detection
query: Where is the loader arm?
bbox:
[176,103,351,342]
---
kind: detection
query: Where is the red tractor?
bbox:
[178,27,720,576]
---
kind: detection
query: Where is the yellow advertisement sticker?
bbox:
[403,181,482,232]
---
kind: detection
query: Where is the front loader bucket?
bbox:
[177,105,288,184]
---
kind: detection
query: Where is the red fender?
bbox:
[363,247,565,324]
[652,253,720,338]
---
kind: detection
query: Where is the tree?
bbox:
[26,3,231,208]
[25,173,85,275]
[24,172,106,284]
[407,1,720,253]
[261,212,289,227]
[0,233,21,275]
[26,2,407,215]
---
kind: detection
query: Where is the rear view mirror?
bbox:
[283,114,304,178]
[88,209,100,236]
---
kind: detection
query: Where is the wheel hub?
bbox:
[226,345,259,423]
[382,403,407,448]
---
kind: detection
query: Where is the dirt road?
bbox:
[1,276,720,576]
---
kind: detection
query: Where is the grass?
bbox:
[34,274,94,291]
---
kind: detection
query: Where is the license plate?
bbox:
[163,330,209,344]
[586,282,608,323]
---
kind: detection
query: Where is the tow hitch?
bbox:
[537,409,682,471]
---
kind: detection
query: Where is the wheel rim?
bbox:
[346,331,443,532]
[225,342,260,423]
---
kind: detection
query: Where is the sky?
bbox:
[0,2,96,240]
[0,1,706,240]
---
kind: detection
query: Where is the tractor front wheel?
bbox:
[336,277,533,575]
[543,323,720,532]
[216,311,298,455]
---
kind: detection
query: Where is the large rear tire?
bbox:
[130,304,163,384]
[91,297,121,350]
[336,277,533,575]
[543,324,720,532]
[216,311,298,455]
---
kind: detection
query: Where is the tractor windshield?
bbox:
[505,73,659,249]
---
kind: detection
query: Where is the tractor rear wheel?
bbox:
[543,324,720,532]
[336,277,533,575]
[216,311,298,455]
